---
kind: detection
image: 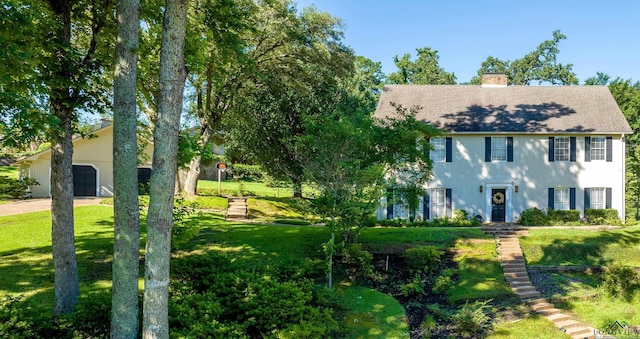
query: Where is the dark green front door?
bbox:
[491,189,506,222]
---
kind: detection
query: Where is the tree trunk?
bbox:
[111,0,140,335]
[142,0,188,337]
[50,107,80,316]
[46,0,79,317]
[182,126,213,196]
[292,176,303,198]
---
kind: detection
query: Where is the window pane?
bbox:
[430,137,446,162]
[491,137,507,162]
[590,187,605,209]
[554,137,569,161]
[554,187,569,210]
[430,189,445,218]
[591,137,605,161]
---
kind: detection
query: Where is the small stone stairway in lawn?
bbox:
[226,197,248,220]
[482,224,595,339]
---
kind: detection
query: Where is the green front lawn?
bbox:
[197,179,294,197]
[520,226,640,267]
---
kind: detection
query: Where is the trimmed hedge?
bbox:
[229,164,264,181]
[547,209,580,223]
[585,208,622,226]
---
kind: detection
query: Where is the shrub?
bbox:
[518,207,548,226]
[229,164,263,181]
[453,209,469,222]
[403,246,442,274]
[339,244,374,280]
[585,209,622,226]
[432,275,454,294]
[601,266,639,301]
[400,275,426,297]
[0,176,39,199]
[547,209,580,223]
[420,314,437,336]
[452,300,491,337]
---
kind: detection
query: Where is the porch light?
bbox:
[515,185,519,193]
[479,186,483,193]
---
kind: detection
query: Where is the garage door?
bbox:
[73,165,97,196]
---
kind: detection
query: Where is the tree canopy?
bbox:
[469,30,578,85]
[388,47,456,85]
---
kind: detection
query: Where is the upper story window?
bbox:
[554,137,570,161]
[590,137,606,161]
[554,187,570,210]
[491,137,507,162]
[430,137,446,162]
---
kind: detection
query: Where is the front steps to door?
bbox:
[226,197,248,220]
[484,224,595,339]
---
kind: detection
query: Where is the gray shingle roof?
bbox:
[375,85,633,134]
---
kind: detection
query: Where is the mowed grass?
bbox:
[197,179,294,197]
[0,166,19,179]
[489,314,570,339]
[520,226,640,266]
[0,205,117,306]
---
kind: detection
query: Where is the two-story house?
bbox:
[375,74,633,222]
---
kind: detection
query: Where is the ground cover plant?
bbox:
[0,198,592,338]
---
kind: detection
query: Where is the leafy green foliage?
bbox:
[600,266,639,301]
[229,164,263,181]
[169,251,342,338]
[0,176,38,199]
[585,209,622,226]
[517,207,549,226]
[0,295,40,338]
[388,47,456,85]
[469,30,578,85]
[376,217,481,227]
[403,246,442,274]
[547,209,580,223]
[339,244,374,280]
[452,300,491,337]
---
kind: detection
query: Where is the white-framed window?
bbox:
[430,188,446,218]
[554,137,570,161]
[430,137,446,162]
[590,187,605,209]
[554,187,570,210]
[591,137,605,161]
[491,137,507,162]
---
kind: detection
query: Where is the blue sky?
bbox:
[296,0,640,84]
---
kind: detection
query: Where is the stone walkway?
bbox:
[483,224,595,339]
[225,197,248,220]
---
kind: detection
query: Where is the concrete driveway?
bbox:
[0,197,105,216]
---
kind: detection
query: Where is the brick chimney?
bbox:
[481,73,508,87]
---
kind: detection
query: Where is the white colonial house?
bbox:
[375,74,633,222]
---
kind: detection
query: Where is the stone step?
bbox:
[530,301,553,310]
[555,319,582,330]
[512,285,537,293]
[502,261,526,268]
[509,280,532,287]
[504,272,529,279]
[503,267,527,274]
[567,327,593,339]
[547,313,571,323]
[527,298,548,305]
[537,307,562,316]
[517,290,541,300]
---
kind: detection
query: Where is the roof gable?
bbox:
[375,85,633,134]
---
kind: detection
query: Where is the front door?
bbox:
[491,189,506,222]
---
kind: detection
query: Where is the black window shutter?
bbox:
[570,188,576,210]
[445,188,452,218]
[548,137,555,162]
[606,187,612,208]
[606,137,613,162]
[423,192,430,220]
[548,188,554,209]
[485,137,491,162]
[584,188,591,212]
[445,137,452,162]
[507,137,513,162]
[570,137,577,162]
[585,137,591,162]
[386,189,394,219]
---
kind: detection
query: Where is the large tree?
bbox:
[1,0,114,316]
[111,0,141,335]
[469,30,578,85]
[179,0,353,196]
[142,0,188,336]
[388,47,456,85]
